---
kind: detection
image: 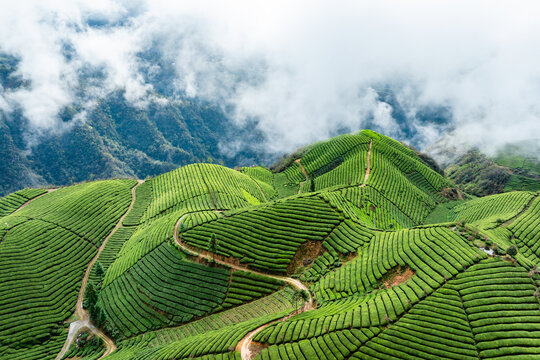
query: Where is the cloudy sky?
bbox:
[1,0,539,157]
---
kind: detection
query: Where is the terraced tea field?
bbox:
[0,130,538,360]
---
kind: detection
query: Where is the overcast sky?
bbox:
[1,0,539,157]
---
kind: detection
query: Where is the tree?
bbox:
[94,261,104,285]
[299,289,309,311]
[292,289,309,313]
[506,245,518,257]
[208,233,218,264]
[178,222,187,241]
[84,280,98,312]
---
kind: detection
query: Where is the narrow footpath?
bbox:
[191,139,372,359]
[295,159,309,194]
[56,180,143,360]
[359,139,373,188]
[174,214,313,360]
[15,188,57,213]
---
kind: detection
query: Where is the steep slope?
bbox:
[0,180,135,360]
[0,130,539,360]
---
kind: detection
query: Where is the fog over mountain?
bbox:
[1,1,539,172]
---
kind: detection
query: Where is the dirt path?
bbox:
[359,139,373,188]
[501,194,537,227]
[56,180,143,360]
[15,188,57,213]
[173,215,313,360]
[251,178,268,202]
[295,159,309,194]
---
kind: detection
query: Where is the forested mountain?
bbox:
[444,141,540,197]
[0,92,263,196]
[1,130,539,360]
[0,55,264,196]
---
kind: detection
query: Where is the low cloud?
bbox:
[1,0,539,158]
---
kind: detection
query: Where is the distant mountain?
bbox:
[0,52,268,195]
[1,53,457,196]
[0,96,253,195]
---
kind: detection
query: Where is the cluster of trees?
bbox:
[445,151,512,196]
[84,262,119,338]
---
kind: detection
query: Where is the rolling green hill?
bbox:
[0,130,539,360]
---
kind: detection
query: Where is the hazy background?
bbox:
[1,0,539,159]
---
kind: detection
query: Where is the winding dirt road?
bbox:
[173,215,313,360]
[360,139,373,188]
[56,180,143,360]
[295,159,309,194]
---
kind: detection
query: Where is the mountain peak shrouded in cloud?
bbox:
[1,0,539,158]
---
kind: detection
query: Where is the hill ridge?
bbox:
[0,130,539,360]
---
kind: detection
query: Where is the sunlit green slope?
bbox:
[0,130,538,360]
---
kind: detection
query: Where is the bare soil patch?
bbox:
[382,265,415,288]
[439,187,464,200]
[287,240,324,275]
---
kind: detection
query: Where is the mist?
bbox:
[1,0,539,159]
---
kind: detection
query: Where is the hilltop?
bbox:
[0,130,539,360]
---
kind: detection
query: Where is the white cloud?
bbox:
[1,0,539,158]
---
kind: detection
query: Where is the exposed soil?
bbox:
[439,187,464,200]
[174,215,314,360]
[361,139,373,187]
[382,266,415,288]
[342,252,358,263]
[287,240,324,275]
[235,323,271,360]
[245,341,269,359]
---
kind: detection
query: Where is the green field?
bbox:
[0,130,539,360]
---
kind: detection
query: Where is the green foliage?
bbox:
[1,130,539,360]
[506,245,518,256]
[448,191,535,228]
[0,188,47,217]
[446,151,512,196]
[504,174,540,192]
[508,196,540,263]
[0,91,244,197]
[0,180,134,359]
[445,148,539,197]
[208,233,219,263]
[141,163,272,222]
[62,334,104,360]
[220,271,284,309]
[100,242,231,337]
[424,200,463,224]
[122,180,153,226]
[182,195,343,273]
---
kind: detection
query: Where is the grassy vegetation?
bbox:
[424,200,463,224]
[0,188,47,217]
[0,180,135,359]
[504,174,540,192]
[0,130,538,360]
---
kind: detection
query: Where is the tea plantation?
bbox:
[0,130,538,360]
